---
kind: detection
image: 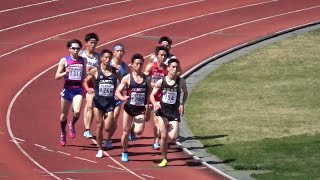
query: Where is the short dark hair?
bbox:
[131,53,144,63]
[67,39,82,48]
[158,36,172,45]
[155,46,168,56]
[167,58,180,66]
[85,32,99,42]
[100,49,113,57]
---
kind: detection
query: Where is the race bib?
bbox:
[162,91,177,104]
[151,75,162,84]
[98,84,114,97]
[69,66,82,80]
[130,92,145,106]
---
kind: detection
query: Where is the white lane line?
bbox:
[56,151,71,156]
[174,5,320,48]
[15,137,25,141]
[90,139,146,180]
[0,0,60,13]
[6,2,319,180]
[141,174,156,179]
[0,0,132,32]
[107,165,124,171]
[9,139,23,144]
[0,0,205,58]
[34,144,47,149]
[66,178,75,180]
[73,156,98,164]
[43,148,55,152]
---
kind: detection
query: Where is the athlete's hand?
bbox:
[179,104,184,116]
[87,88,94,94]
[122,96,129,101]
[153,102,161,111]
[65,66,70,73]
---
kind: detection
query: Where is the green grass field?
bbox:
[185,29,320,179]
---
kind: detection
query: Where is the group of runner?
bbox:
[54,33,188,167]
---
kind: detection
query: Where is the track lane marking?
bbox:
[5,2,319,180]
[74,156,98,164]
[0,0,133,32]
[0,0,60,13]
[0,0,205,58]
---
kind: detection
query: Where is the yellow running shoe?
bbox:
[158,159,168,167]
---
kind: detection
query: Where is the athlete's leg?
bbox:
[168,121,179,142]
[133,114,145,136]
[83,93,94,138]
[94,108,104,151]
[60,97,72,130]
[106,105,120,142]
[158,116,169,164]
[121,111,133,153]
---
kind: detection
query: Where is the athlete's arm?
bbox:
[115,74,129,101]
[55,57,68,80]
[150,79,162,111]
[179,78,188,116]
[83,67,97,94]
[144,62,153,76]
[82,58,87,80]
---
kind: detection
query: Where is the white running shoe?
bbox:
[96,150,103,158]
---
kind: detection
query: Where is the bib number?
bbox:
[130,92,145,106]
[162,91,177,104]
[98,84,114,97]
[69,66,82,80]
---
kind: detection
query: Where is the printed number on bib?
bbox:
[130,92,145,106]
[99,84,114,97]
[151,75,161,84]
[69,66,82,80]
[162,91,177,104]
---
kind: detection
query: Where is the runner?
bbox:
[115,53,150,162]
[144,46,168,150]
[55,39,86,146]
[83,49,120,157]
[149,36,176,65]
[81,32,100,139]
[150,58,188,167]
[105,44,130,148]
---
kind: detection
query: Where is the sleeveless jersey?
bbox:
[150,61,166,101]
[126,73,148,106]
[64,55,84,88]
[81,50,99,69]
[160,77,181,111]
[94,66,117,99]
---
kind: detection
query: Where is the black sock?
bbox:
[71,116,79,125]
[86,129,90,131]
[61,121,67,133]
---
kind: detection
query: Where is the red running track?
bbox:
[0,0,319,179]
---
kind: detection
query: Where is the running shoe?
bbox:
[69,122,75,138]
[121,152,129,162]
[83,130,93,138]
[128,131,135,141]
[158,159,168,167]
[104,139,113,149]
[96,150,103,158]
[152,143,160,150]
[60,133,66,146]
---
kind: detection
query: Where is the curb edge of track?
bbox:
[176,20,320,180]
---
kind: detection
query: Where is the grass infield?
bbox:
[185,29,320,179]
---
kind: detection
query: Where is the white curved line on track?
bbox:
[0,0,205,59]
[0,0,133,33]
[6,2,319,180]
[0,0,59,13]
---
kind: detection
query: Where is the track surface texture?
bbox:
[0,0,319,179]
